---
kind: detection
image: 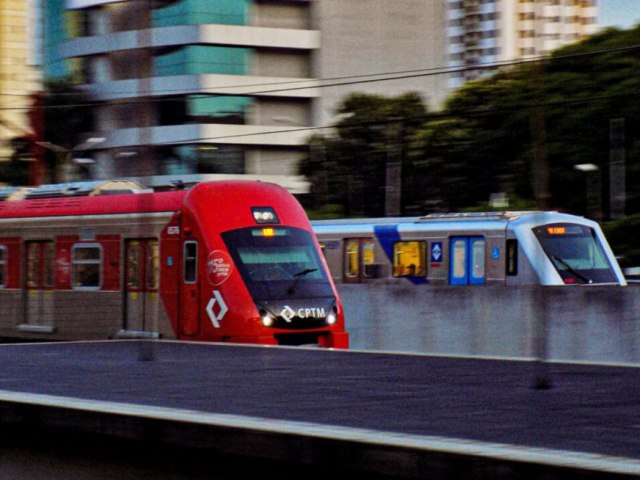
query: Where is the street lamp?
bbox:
[36,137,105,183]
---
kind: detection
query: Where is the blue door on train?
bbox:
[449,236,486,285]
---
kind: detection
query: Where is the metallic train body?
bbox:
[0,180,348,347]
[312,211,626,287]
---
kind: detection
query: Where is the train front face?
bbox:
[519,214,626,285]
[222,224,347,347]
[184,181,349,348]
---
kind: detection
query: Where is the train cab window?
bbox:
[449,236,485,285]
[393,241,426,277]
[533,223,617,284]
[0,246,6,287]
[72,244,102,289]
[183,241,198,284]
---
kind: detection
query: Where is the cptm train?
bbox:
[0,180,348,348]
[312,211,626,287]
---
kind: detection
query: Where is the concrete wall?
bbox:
[339,284,640,364]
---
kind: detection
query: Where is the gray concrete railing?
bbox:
[339,284,640,365]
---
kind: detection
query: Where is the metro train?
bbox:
[0,180,348,348]
[312,211,627,287]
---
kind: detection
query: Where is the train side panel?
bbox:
[0,209,179,341]
[313,212,625,287]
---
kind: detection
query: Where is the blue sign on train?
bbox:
[431,242,443,263]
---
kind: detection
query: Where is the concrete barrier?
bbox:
[339,284,640,364]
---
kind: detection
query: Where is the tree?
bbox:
[300,92,428,217]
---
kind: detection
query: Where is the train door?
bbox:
[124,239,160,332]
[23,241,55,331]
[449,236,485,285]
[343,238,375,283]
[179,240,199,336]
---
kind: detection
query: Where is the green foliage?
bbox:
[603,215,640,267]
[300,24,640,228]
[300,92,429,217]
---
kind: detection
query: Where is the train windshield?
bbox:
[532,223,617,284]
[222,227,334,300]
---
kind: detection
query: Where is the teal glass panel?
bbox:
[188,95,251,119]
[153,0,249,27]
[154,46,251,76]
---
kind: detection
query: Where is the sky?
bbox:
[598,0,640,28]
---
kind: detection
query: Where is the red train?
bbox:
[0,180,348,348]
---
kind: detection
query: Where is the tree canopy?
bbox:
[300,25,640,222]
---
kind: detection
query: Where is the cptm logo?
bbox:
[206,290,228,328]
[280,306,326,322]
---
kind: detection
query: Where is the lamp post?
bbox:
[36,137,105,183]
[574,163,601,220]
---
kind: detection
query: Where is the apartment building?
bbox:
[447,0,599,89]
[52,0,600,181]
[0,0,42,162]
[59,0,446,180]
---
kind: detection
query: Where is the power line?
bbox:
[1,40,640,103]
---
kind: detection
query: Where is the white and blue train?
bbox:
[312,211,626,286]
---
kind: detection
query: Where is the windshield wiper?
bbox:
[551,255,592,284]
[287,268,318,295]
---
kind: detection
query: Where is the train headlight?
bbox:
[326,308,337,326]
[260,309,274,327]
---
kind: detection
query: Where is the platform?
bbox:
[0,341,638,478]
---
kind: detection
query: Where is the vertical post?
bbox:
[385,120,402,216]
[609,118,626,219]
[532,287,552,390]
[531,61,550,211]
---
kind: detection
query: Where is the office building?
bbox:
[447,0,599,89]
[53,0,600,182]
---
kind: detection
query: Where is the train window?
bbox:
[127,241,142,288]
[506,239,518,276]
[0,246,6,287]
[183,241,198,284]
[362,240,375,274]
[345,239,360,278]
[449,236,485,285]
[44,242,55,288]
[25,241,55,289]
[72,244,102,289]
[393,241,426,277]
[26,242,39,288]
[343,238,375,282]
[147,240,160,290]
[472,239,485,278]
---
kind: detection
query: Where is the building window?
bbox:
[72,244,102,289]
[154,46,252,76]
[153,0,250,27]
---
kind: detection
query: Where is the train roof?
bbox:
[311,211,554,226]
[311,211,596,234]
[0,179,295,221]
